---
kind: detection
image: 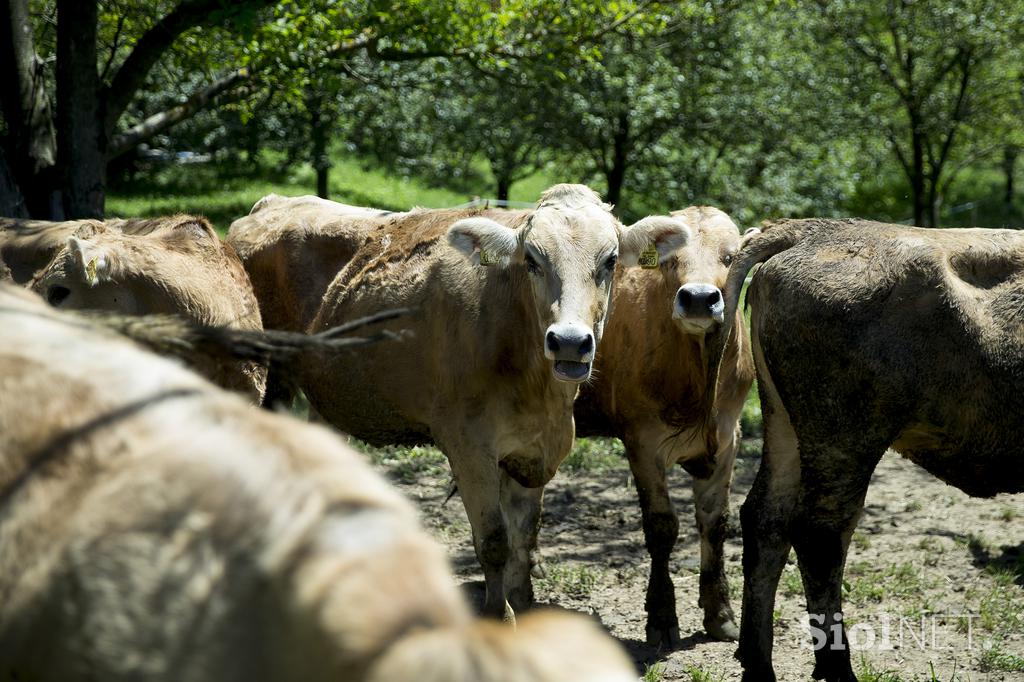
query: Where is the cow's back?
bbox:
[751,219,1024,495]
[300,208,542,446]
[0,286,470,681]
[227,199,391,333]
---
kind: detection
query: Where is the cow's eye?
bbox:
[603,254,618,271]
[723,253,734,265]
[524,252,542,276]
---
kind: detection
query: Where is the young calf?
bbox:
[719,219,1024,682]
[575,207,757,645]
[0,284,635,682]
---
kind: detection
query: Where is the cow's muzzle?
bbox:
[545,324,594,382]
[674,283,725,333]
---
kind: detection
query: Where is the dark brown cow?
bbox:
[717,218,1024,682]
[575,206,757,645]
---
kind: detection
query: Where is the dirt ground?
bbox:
[363,437,1024,682]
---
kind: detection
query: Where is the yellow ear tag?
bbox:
[478,249,497,267]
[638,245,660,269]
[85,257,99,285]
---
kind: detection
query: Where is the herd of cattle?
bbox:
[1,182,1021,682]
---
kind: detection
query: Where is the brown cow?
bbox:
[0,283,636,682]
[716,218,1024,682]
[20,215,267,401]
[233,185,692,623]
[575,206,757,646]
[227,195,398,407]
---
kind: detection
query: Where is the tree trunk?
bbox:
[909,117,927,227]
[1004,145,1018,208]
[927,178,942,228]
[496,174,512,202]
[0,0,59,217]
[56,0,104,218]
[309,97,331,200]
[0,146,29,217]
[605,110,630,209]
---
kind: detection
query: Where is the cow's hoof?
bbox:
[705,616,739,641]
[530,559,547,579]
[645,624,681,649]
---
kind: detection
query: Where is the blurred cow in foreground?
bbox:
[0,284,635,682]
[576,207,758,646]
[1,215,266,401]
[718,219,1024,682]
[229,185,692,624]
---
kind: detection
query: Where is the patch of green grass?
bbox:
[781,565,804,596]
[858,657,969,682]
[843,562,935,615]
[561,437,627,473]
[536,563,600,599]
[964,566,1024,633]
[999,507,1017,522]
[852,531,872,551]
[684,666,725,682]
[359,442,449,483]
[978,643,1024,672]
[641,662,667,682]
[740,379,763,438]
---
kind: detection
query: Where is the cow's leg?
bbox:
[791,444,879,682]
[737,340,800,682]
[500,471,544,611]
[625,435,680,648]
[447,451,514,623]
[692,424,739,641]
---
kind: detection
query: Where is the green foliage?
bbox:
[561,438,627,474]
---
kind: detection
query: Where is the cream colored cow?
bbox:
[0,284,635,682]
[12,215,267,401]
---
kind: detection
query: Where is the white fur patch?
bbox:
[447,217,521,267]
[619,216,692,267]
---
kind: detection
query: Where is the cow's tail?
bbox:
[366,611,636,682]
[702,220,810,452]
[74,307,410,373]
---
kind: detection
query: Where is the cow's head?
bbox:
[31,216,254,325]
[645,207,756,336]
[448,184,690,383]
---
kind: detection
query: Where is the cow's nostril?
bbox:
[47,285,71,307]
[677,289,693,307]
[546,331,560,353]
[706,289,721,306]
[578,334,594,356]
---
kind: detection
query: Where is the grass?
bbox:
[683,666,726,682]
[107,150,555,232]
[641,662,667,682]
[536,562,601,599]
[358,442,449,484]
[561,437,628,473]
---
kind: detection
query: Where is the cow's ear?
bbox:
[67,237,115,286]
[619,216,691,268]
[447,217,521,267]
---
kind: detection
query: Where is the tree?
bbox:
[811,0,1024,226]
[0,0,274,218]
